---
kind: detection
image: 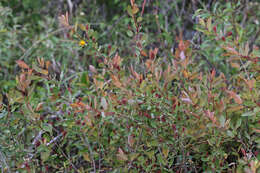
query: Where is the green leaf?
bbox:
[235,119,242,129]
[241,111,254,117]
[219,115,225,127]
[127,30,133,37]
[41,149,50,162]
[32,63,48,75]
[226,130,235,137]
[201,157,209,162]
[43,123,52,133]
[127,5,133,16]
[137,17,143,23]
[145,150,155,159]
[101,97,108,110]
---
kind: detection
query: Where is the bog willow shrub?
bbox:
[0,1,259,172]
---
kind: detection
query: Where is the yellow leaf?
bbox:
[162,147,169,158]
[83,153,91,162]
[207,17,212,31]
[199,18,205,27]
[227,105,244,113]
[40,69,49,75]
[130,153,139,161]
[79,24,86,31]
[132,4,139,14]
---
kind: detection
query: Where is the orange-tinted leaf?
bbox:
[252,128,260,133]
[141,50,147,57]
[130,0,135,6]
[215,99,225,112]
[230,62,240,69]
[245,78,256,90]
[83,153,91,162]
[128,135,135,147]
[178,39,185,51]
[204,110,216,124]
[111,74,122,88]
[226,90,243,104]
[182,70,189,78]
[227,105,244,113]
[45,61,51,70]
[36,102,44,111]
[130,66,140,80]
[198,72,203,81]
[207,17,212,31]
[93,78,104,90]
[89,65,97,74]
[189,72,199,80]
[145,59,152,69]
[210,68,216,80]
[105,112,115,116]
[184,110,200,119]
[37,57,45,68]
[16,60,29,69]
[77,101,91,110]
[222,46,239,55]
[162,147,169,158]
[84,114,92,126]
[58,12,70,28]
[117,148,128,161]
[113,53,122,68]
[40,69,48,75]
[70,103,80,108]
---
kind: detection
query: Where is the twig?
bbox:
[240,0,249,28]
[19,26,73,61]
[81,134,96,173]
[100,14,126,38]
[55,142,80,173]
[0,150,10,173]
[32,130,44,145]
[21,132,64,169]
[249,27,260,55]
[46,133,63,146]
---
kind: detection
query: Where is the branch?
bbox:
[0,150,10,173]
[81,134,96,173]
[249,27,260,55]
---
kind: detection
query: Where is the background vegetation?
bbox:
[0,0,259,172]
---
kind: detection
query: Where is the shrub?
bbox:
[0,0,259,172]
